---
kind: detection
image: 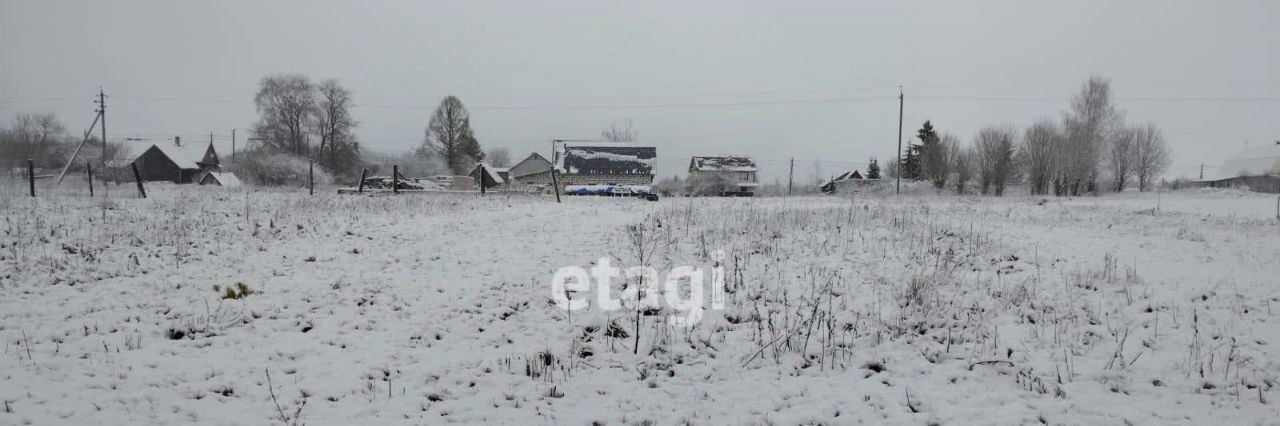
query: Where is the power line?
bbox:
[4,91,1277,111]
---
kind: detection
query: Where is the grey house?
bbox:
[687,156,758,196]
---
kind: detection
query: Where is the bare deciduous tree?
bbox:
[2,112,69,169]
[1130,123,1170,192]
[100,138,133,167]
[425,96,484,175]
[312,79,359,176]
[601,120,639,143]
[485,147,512,167]
[923,131,954,192]
[882,159,899,180]
[1107,127,1136,192]
[1061,75,1124,196]
[376,147,448,178]
[951,143,973,195]
[253,74,316,156]
[1020,119,1061,195]
[974,126,1016,196]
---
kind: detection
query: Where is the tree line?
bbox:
[0,111,131,176]
[5,74,639,186]
[896,75,1171,196]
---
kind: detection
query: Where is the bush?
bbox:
[216,282,254,300]
[230,152,332,187]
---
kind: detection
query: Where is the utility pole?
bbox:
[97,88,108,198]
[787,158,794,195]
[54,98,102,185]
[1199,163,1204,180]
[896,86,904,195]
[232,129,236,164]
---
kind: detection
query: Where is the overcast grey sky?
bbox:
[2,0,1276,181]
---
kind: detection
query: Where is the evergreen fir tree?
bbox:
[904,120,938,180]
[866,158,881,179]
[902,144,922,180]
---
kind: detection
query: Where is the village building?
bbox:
[553,144,656,191]
[129,138,225,184]
[199,172,242,187]
[467,163,508,189]
[687,156,758,196]
[1201,142,1280,193]
[821,170,864,194]
[507,153,554,188]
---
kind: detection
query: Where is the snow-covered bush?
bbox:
[230,152,332,187]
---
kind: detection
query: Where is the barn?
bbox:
[131,139,221,183]
[553,144,656,191]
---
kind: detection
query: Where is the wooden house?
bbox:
[131,139,221,183]
[821,170,863,194]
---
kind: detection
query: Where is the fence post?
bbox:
[87,163,94,197]
[308,159,314,196]
[357,168,367,193]
[131,163,147,199]
[550,168,561,203]
[27,159,35,197]
[392,165,399,194]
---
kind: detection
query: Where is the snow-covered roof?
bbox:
[127,139,217,169]
[510,153,552,178]
[203,172,242,187]
[820,170,863,188]
[151,144,202,169]
[1210,143,1280,181]
[555,145,656,175]
[690,156,758,172]
[470,163,506,184]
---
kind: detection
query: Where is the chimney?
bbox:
[174,136,181,147]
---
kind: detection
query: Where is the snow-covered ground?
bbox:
[1,186,1278,425]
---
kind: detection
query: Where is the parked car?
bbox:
[563,184,657,200]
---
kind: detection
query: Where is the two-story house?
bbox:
[687,156,758,196]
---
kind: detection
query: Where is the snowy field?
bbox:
[1,185,1279,425]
